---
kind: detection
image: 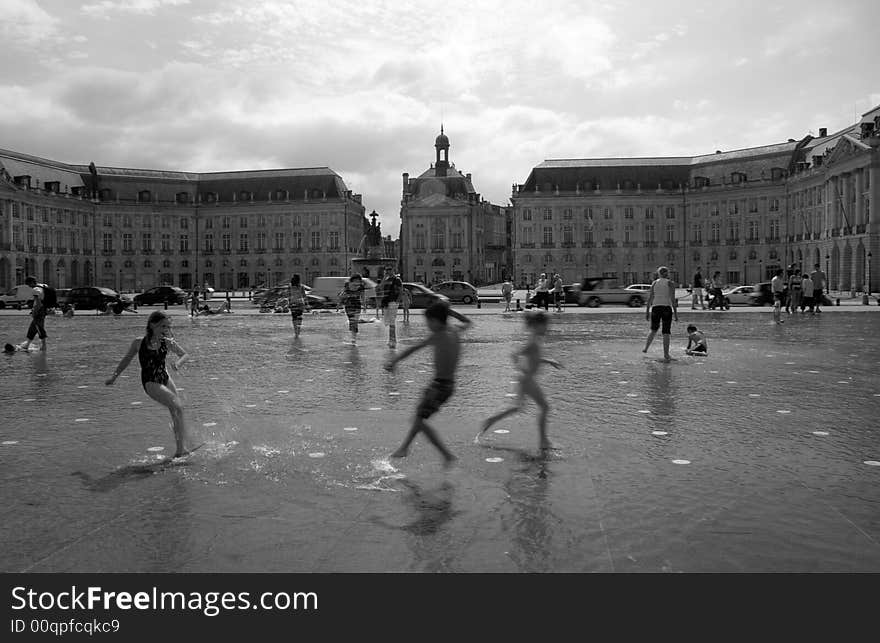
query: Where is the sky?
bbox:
[1,0,878,238]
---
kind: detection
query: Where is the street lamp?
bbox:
[759,259,763,281]
[825,253,830,294]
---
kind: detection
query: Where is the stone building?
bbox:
[399,128,509,286]
[0,148,366,292]
[511,105,880,291]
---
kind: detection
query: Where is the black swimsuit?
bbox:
[139,337,169,389]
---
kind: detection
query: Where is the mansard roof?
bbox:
[0,147,351,202]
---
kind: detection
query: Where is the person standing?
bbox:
[501,278,513,312]
[801,272,814,313]
[337,274,365,344]
[534,273,550,311]
[810,263,827,313]
[18,276,47,352]
[400,283,412,323]
[642,266,678,361]
[189,286,200,317]
[787,268,802,314]
[771,268,786,323]
[288,274,308,338]
[379,265,403,348]
[692,268,706,310]
[552,273,564,312]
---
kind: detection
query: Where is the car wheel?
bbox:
[627,295,643,307]
[586,296,601,308]
[462,295,473,304]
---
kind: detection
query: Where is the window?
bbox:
[161,216,169,229]
[563,208,572,220]
[180,218,188,230]
[102,232,113,252]
[644,207,654,219]
[328,231,338,250]
[769,219,780,240]
[143,215,151,228]
[665,206,675,219]
[415,232,425,250]
[239,234,249,251]
[710,222,720,242]
[603,208,612,220]
[749,198,758,213]
[240,217,248,228]
[257,215,266,227]
[624,207,634,219]
[176,192,189,204]
[692,224,702,243]
[138,190,151,203]
[543,208,552,220]
[665,224,676,242]
[123,233,133,252]
[583,229,593,244]
[769,198,779,212]
[542,226,553,245]
[624,225,634,243]
[584,207,593,220]
[292,232,302,250]
[239,191,251,202]
[205,218,214,229]
[179,235,189,252]
[161,234,171,251]
[142,233,152,252]
[563,226,573,244]
[451,232,463,249]
[522,227,534,245]
[727,221,739,240]
[523,208,532,221]
[748,221,759,241]
[310,214,319,226]
[103,214,113,227]
[645,225,655,243]
[204,234,214,252]
[729,201,738,215]
[274,232,284,250]
[310,231,321,250]
[222,216,231,229]
[431,226,445,250]
[222,233,231,251]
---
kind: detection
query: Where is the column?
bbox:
[841,173,851,231]
[830,176,840,230]
[854,168,864,228]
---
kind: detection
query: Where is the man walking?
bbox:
[379,265,403,347]
[692,268,706,310]
[810,263,827,313]
[18,276,47,351]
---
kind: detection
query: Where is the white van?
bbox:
[310,276,377,306]
[0,284,35,309]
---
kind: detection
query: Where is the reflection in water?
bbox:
[490,445,556,572]
[72,459,194,493]
[644,361,677,433]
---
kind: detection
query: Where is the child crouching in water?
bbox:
[477,310,561,451]
[385,300,472,465]
[685,324,708,356]
[105,310,198,457]
[337,273,365,344]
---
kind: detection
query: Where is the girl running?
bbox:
[337,273,365,344]
[105,310,196,457]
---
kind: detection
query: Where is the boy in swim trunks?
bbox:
[684,324,708,356]
[476,310,561,451]
[385,300,472,465]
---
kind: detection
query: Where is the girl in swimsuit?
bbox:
[105,310,194,457]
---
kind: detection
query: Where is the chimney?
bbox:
[402,172,409,191]
[819,127,827,137]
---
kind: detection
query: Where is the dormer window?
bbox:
[694,176,710,188]
[99,188,113,202]
[14,175,32,188]
[204,192,217,203]
[771,168,786,181]
[138,190,151,203]
[239,190,251,201]
[176,192,190,204]
[45,181,61,193]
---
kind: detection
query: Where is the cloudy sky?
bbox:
[2,0,878,236]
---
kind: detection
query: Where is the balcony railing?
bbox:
[560,242,576,248]
[541,242,556,248]
[664,241,679,248]
[520,242,535,248]
[643,241,658,248]
[581,241,595,247]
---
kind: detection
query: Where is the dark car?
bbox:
[402,282,445,308]
[68,286,131,310]
[134,286,188,306]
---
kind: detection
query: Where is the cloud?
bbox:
[81,0,190,18]
[0,0,60,46]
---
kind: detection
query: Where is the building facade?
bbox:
[511,106,880,292]
[0,149,367,292]
[399,129,509,286]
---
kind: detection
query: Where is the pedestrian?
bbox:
[189,287,200,317]
[337,274,365,345]
[534,273,550,310]
[801,272,814,313]
[552,273,564,312]
[692,268,706,310]
[809,263,826,313]
[385,300,472,466]
[400,283,412,323]
[642,266,679,361]
[17,276,47,352]
[288,274,308,338]
[787,268,802,314]
[105,310,198,458]
[379,266,403,348]
[708,271,726,310]
[477,310,561,451]
[684,324,709,356]
[501,278,514,312]
[771,268,786,323]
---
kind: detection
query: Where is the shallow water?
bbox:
[1,309,879,572]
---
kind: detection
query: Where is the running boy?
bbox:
[477,311,561,451]
[385,300,472,465]
[337,273,365,344]
[105,310,198,458]
[684,324,708,356]
[288,274,308,338]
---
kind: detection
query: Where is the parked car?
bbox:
[134,286,188,306]
[402,282,445,308]
[575,277,646,307]
[720,285,756,306]
[68,286,132,310]
[56,288,72,307]
[432,281,479,304]
[0,284,35,309]
[311,276,378,307]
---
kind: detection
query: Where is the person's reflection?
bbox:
[490,446,555,572]
[340,343,366,398]
[643,361,677,434]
